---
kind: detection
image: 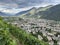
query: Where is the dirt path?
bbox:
[10,33,22,45]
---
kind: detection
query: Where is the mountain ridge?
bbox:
[19,4,60,21]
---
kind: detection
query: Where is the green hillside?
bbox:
[40,4,60,21]
[0,17,49,45]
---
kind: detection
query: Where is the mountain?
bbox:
[0,11,7,16]
[19,5,52,18]
[15,10,29,16]
[0,11,15,16]
[19,4,60,21]
[40,4,60,21]
[37,5,53,12]
[34,5,53,18]
[0,12,9,16]
[15,8,34,16]
[16,7,36,17]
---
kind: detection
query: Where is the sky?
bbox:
[0,0,60,14]
[0,0,60,8]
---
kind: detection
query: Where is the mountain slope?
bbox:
[0,17,49,45]
[19,4,60,21]
[16,7,36,17]
[19,5,52,18]
[40,4,60,21]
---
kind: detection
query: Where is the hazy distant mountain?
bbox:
[0,12,7,16]
[0,11,12,16]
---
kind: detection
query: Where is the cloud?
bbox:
[0,0,60,8]
[51,0,60,4]
[0,2,19,8]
